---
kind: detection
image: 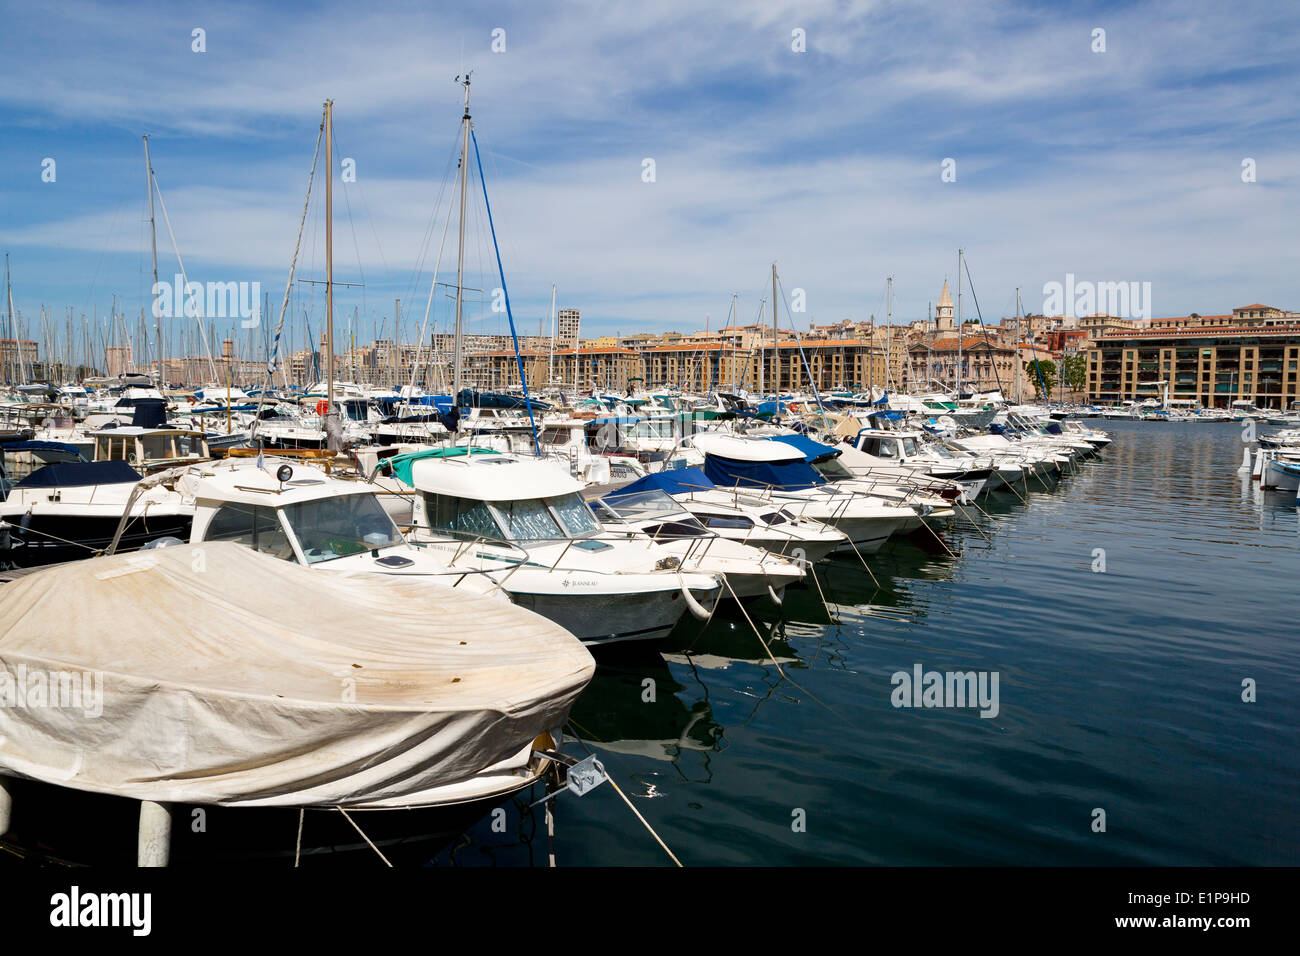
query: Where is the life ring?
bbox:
[315,399,330,416]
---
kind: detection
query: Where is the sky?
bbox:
[1,0,1298,364]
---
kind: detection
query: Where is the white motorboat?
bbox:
[175,454,507,596]
[687,432,915,553]
[0,541,594,862]
[591,480,807,601]
[0,457,193,563]
[374,446,722,645]
[589,466,846,564]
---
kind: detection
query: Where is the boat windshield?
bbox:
[483,493,602,542]
[493,497,563,541]
[283,493,403,564]
[599,489,686,522]
[815,457,854,480]
[547,493,602,536]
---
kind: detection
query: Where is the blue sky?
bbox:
[1,0,1298,364]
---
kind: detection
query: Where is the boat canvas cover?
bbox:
[14,460,142,488]
[0,441,83,455]
[604,467,715,500]
[0,542,594,808]
[379,446,498,487]
[763,434,842,463]
[703,455,825,491]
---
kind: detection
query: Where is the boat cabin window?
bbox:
[703,514,754,530]
[284,494,401,564]
[138,435,178,462]
[761,511,788,526]
[633,420,675,439]
[900,437,919,456]
[341,400,370,422]
[540,426,571,446]
[641,518,708,540]
[95,435,135,462]
[423,493,506,542]
[204,503,294,560]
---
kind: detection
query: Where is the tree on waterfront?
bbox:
[1062,354,1088,396]
[1024,359,1056,399]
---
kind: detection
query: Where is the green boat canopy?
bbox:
[378,446,499,486]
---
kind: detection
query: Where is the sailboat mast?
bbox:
[453,74,472,397]
[771,263,779,394]
[757,298,765,395]
[956,248,964,396]
[4,253,12,386]
[547,282,556,385]
[325,98,337,448]
[1015,287,1023,404]
[886,275,892,393]
[143,136,160,386]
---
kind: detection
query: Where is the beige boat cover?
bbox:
[0,542,594,807]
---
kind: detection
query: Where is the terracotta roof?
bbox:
[909,336,1013,352]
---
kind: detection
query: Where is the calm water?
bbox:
[437,420,1299,866]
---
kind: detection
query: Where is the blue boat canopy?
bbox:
[703,455,824,491]
[753,399,788,417]
[604,467,715,500]
[763,433,841,463]
[0,440,83,456]
[457,389,551,411]
[15,460,142,488]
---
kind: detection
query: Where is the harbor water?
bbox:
[434,419,1299,866]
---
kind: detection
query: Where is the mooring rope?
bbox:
[335,807,393,867]
[564,720,683,867]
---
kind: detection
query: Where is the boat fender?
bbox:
[679,581,711,620]
[767,583,783,605]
